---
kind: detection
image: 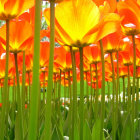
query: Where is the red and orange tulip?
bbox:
[0,20,33,53]
[44,0,120,47]
[117,0,140,35]
[0,0,34,20]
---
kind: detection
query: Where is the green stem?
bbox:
[14,53,23,140]
[122,77,125,109]
[110,52,116,140]
[127,65,131,111]
[64,72,66,117]
[11,77,16,123]
[58,69,61,118]
[90,64,93,108]
[68,70,72,140]
[95,63,99,120]
[38,83,41,136]
[44,1,55,139]
[132,34,136,140]
[89,64,93,130]
[0,19,10,140]
[86,72,89,106]
[22,51,26,114]
[119,82,121,103]
[43,71,46,104]
[28,0,41,139]
[116,51,119,120]
[70,47,77,140]
[99,40,105,140]
[54,73,57,99]
[79,47,84,140]
[28,72,31,106]
[107,82,110,101]
[136,76,139,117]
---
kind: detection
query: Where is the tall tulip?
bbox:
[44,0,120,139]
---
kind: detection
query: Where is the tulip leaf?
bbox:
[83,120,92,140]
[92,119,105,140]
[74,123,80,140]
[121,114,131,140]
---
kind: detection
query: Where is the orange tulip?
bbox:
[54,47,72,72]
[117,0,140,35]
[0,20,33,53]
[102,32,123,53]
[45,0,69,3]
[0,0,34,20]
[0,54,15,79]
[136,66,140,77]
[26,72,32,86]
[44,0,120,47]
[119,65,128,77]
[40,41,50,69]
[84,44,101,64]
[93,0,117,12]
[25,52,33,73]
[18,7,35,26]
[119,43,140,66]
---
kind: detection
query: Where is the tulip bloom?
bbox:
[44,0,120,47]
[83,45,101,64]
[0,0,34,20]
[117,0,140,35]
[0,20,33,53]
[93,0,117,12]
[54,47,72,72]
[0,54,15,79]
[40,41,50,69]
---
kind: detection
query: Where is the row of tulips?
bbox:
[0,0,140,140]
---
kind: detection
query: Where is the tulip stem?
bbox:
[28,72,31,107]
[132,34,136,140]
[68,70,72,140]
[44,0,55,139]
[58,69,62,118]
[136,76,139,117]
[22,51,26,113]
[43,71,46,104]
[64,72,66,117]
[122,76,125,109]
[70,47,77,140]
[99,40,105,140]
[14,53,23,140]
[11,76,16,123]
[127,65,131,111]
[95,63,99,120]
[54,73,57,100]
[28,0,41,139]
[116,51,119,120]
[107,82,110,101]
[79,47,84,140]
[110,52,116,140]
[86,71,89,106]
[90,64,93,108]
[0,19,10,140]
[89,63,93,130]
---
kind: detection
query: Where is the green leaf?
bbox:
[63,109,71,136]
[83,120,92,140]
[121,114,131,140]
[51,125,59,140]
[74,123,80,140]
[52,116,63,140]
[92,119,101,140]
[92,119,105,140]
